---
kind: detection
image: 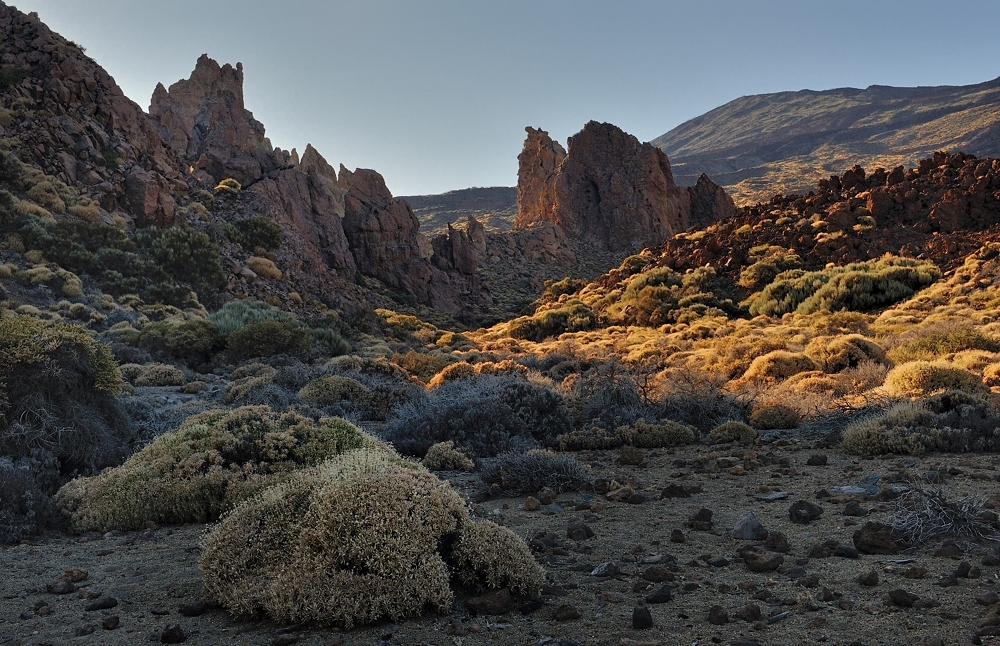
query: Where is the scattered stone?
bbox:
[644,584,672,604]
[970,566,983,579]
[852,522,899,554]
[842,500,868,517]
[642,566,673,582]
[731,510,768,540]
[888,589,919,607]
[626,493,647,505]
[567,521,595,541]
[789,500,824,524]
[553,604,581,621]
[542,585,569,597]
[670,529,685,543]
[764,531,790,554]
[913,638,944,646]
[956,561,973,578]
[160,624,186,643]
[538,488,556,505]
[632,605,654,629]
[524,497,541,511]
[755,491,789,501]
[766,611,790,624]
[45,580,77,594]
[660,483,690,498]
[903,566,927,579]
[75,624,96,636]
[932,538,962,558]
[857,570,879,586]
[177,601,209,617]
[35,604,50,616]
[590,562,621,577]
[688,508,713,531]
[62,568,88,583]
[78,588,102,600]
[806,454,828,466]
[978,591,1000,606]
[740,546,784,573]
[618,446,645,466]
[834,544,859,559]
[819,587,838,602]
[707,605,729,625]
[85,597,118,611]
[272,636,299,646]
[102,616,120,630]
[736,603,762,622]
[607,487,636,503]
[467,588,514,615]
[797,574,820,588]
[706,556,730,568]
[936,573,959,587]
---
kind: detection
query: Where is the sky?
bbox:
[12,1,1000,196]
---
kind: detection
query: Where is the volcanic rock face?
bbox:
[514,122,735,252]
[149,54,285,186]
[0,5,184,226]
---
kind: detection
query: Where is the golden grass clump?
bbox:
[247,256,282,280]
[984,362,1000,388]
[200,447,542,628]
[882,361,983,397]
[298,375,371,405]
[617,419,696,448]
[422,440,474,472]
[427,361,475,387]
[741,350,816,382]
[708,420,758,444]
[132,363,184,387]
[749,403,800,430]
[54,407,382,532]
[805,334,887,373]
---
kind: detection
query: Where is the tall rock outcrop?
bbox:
[0,5,184,226]
[514,121,735,252]
[149,54,286,186]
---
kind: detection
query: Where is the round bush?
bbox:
[742,350,817,382]
[708,420,758,444]
[805,334,886,373]
[883,361,983,397]
[55,407,382,532]
[298,375,370,406]
[133,363,184,387]
[749,403,800,430]
[226,320,311,361]
[422,441,474,472]
[617,419,696,447]
[200,449,540,628]
[427,362,475,388]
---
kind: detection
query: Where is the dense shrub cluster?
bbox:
[617,419,696,447]
[708,420,758,444]
[507,301,596,341]
[746,256,940,316]
[738,252,802,291]
[55,406,381,532]
[612,265,741,326]
[422,441,474,471]
[478,449,591,495]
[749,403,800,430]
[226,320,312,361]
[742,350,817,381]
[882,361,983,397]
[805,334,887,373]
[223,216,283,253]
[383,373,573,458]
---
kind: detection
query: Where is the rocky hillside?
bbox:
[401,186,516,235]
[652,77,1000,204]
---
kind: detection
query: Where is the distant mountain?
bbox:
[401,186,516,235]
[652,77,1000,204]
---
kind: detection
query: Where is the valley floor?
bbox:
[3,442,999,646]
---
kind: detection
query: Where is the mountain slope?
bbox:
[652,77,1000,204]
[400,186,516,235]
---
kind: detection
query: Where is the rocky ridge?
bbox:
[515,122,736,253]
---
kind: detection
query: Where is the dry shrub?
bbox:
[784,371,842,394]
[55,407,381,532]
[891,487,999,546]
[478,449,591,495]
[617,419,696,447]
[984,362,1000,387]
[883,361,983,397]
[742,350,816,382]
[708,420,758,444]
[298,375,370,405]
[247,256,282,280]
[950,350,1000,373]
[133,363,184,387]
[556,425,623,451]
[805,334,887,373]
[427,362,474,388]
[422,441,474,472]
[200,448,542,628]
[749,403,800,430]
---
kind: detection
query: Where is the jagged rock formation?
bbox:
[514,122,735,253]
[652,78,1000,204]
[652,151,1000,279]
[0,5,185,226]
[149,54,286,186]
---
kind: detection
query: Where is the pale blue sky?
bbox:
[13,0,1000,195]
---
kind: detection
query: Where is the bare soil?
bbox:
[4,440,1000,646]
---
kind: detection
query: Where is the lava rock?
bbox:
[102,616,120,630]
[85,597,118,611]
[806,454,828,466]
[707,605,729,625]
[632,605,654,629]
[731,510,768,540]
[888,589,919,607]
[467,588,514,615]
[789,500,824,524]
[553,604,581,621]
[857,570,879,586]
[736,603,762,622]
[660,483,690,498]
[740,546,784,573]
[852,522,899,554]
[670,529,685,543]
[764,530,790,554]
[688,508,713,531]
[160,624,187,644]
[842,500,868,517]
[567,521,594,541]
[644,584,672,604]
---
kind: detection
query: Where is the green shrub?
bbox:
[617,419,696,447]
[708,421,758,444]
[742,350,817,381]
[538,277,587,304]
[200,448,542,628]
[883,361,983,397]
[298,375,370,405]
[890,328,1000,363]
[0,316,126,474]
[133,363,184,387]
[135,227,227,303]
[613,265,741,326]
[208,300,293,335]
[749,403,800,430]
[55,407,382,532]
[307,327,350,357]
[507,301,596,341]
[555,425,623,451]
[422,441,474,471]
[738,253,802,291]
[138,318,223,365]
[746,257,941,316]
[226,320,312,361]
[0,149,21,184]
[225,216,283,252]
[0,65,30,88]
